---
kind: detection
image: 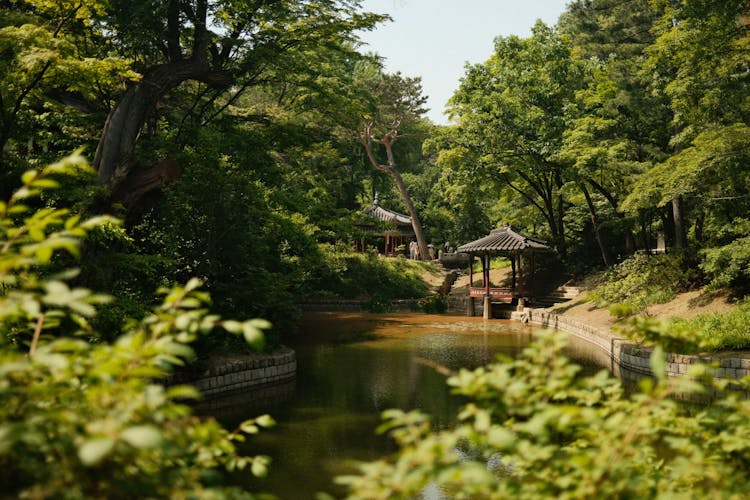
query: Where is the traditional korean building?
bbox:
[355,195,415,256]
[457,224,551,318]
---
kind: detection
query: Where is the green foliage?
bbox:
[448,22,582,254]
[308,244,430,303]
[667,300,750,352]
[701,219,750,293]
[413,294,448,314]
[0,2,136,186]
[340,330,750,499]
[588,253,691,314]
[471,256,511,274]
[0,156,274,497]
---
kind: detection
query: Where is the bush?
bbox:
[339,330,750,498]
[414,294,448,314]
[589,253,691,314]
[701,225,750,293]
[309,243,431,302]
[668,299,750,351]
[0,156,273,498]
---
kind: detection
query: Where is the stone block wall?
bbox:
[526,309,750,382]
[164,347,297,398]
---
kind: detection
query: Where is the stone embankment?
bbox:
[521,309,750,382]
[164,347,297,398]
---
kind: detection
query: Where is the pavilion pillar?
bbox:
[467,256,475,316]
[483,254,490,296]
[519,253,525,294]
[469,256,474,287]
[483,253,491,319]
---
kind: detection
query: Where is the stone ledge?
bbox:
[523,308,750,381]
[164,347,297,397]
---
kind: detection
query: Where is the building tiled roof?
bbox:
[457,225,550,254]
[363,200,412,226]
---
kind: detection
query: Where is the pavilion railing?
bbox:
[468,287,516,299]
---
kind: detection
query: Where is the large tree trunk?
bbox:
[94,60,231,188]
[671,196,687,249]
[361,126,430,261]
[390,167,430,261]
[554,172,567,258]
[580,183,610,267]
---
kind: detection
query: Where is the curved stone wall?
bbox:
[165,347,297,398]
[525,309,750,381]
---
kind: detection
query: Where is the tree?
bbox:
[634,0,750,249]
[0,1,136,192]
[356,66,431,261]
[90,0,384,196]
[448,23,582,256]
[558,0,667,257]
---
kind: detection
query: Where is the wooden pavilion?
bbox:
[355,195,414,257]
[457,224,551,319]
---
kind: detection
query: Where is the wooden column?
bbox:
[467,256,475,316]
[517,252,525,311]
[469,256,474,287]
[483,254,490,296]
[483,253,491,319]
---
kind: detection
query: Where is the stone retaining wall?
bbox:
[165,347,297,398]
[297,299,417,312]
[525,309,750,381]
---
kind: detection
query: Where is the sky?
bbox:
[358,0,572,124]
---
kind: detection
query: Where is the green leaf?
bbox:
[78,437,115,466]
[31,178,59,189]
[184,277,203,292]
[242,322,265,350]
[223,320,243,334]
[251,458,269,477]
[240,421,259,434]
[487,427,516,449]
[248,318,272,330]
[29,226,46,242]
[166,385,201,400]
[649,345,666,381]
[255,414,276,428]
[120,426,162,449]
[21,170,38,185]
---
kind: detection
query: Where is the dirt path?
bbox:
[548,288,735,332]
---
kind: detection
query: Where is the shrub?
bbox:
[668,299,750,351]
[414,294,448,314]
[701,223,750,293]
[0,155,273,497]
[310,243,431,301]
[589,253,691,314]
[339,330,750,498]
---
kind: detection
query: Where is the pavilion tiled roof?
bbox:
[457,225,550,254]
[363,199,412,226]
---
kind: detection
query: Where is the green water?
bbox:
[201,312,605,499]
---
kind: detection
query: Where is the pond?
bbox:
[199,312,613,499]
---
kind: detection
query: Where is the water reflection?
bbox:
[200,312,615,499]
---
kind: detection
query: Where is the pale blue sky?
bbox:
[358,0,571,124]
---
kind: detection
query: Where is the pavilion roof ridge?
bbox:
[363,202,412,226]
[457,224,550,254]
